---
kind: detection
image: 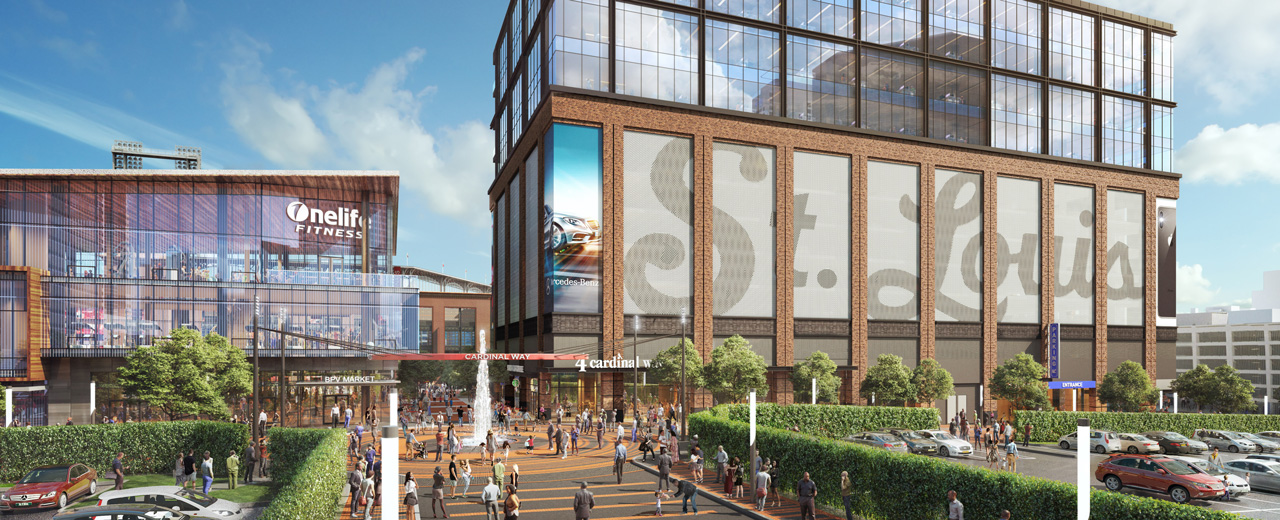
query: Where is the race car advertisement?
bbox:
[543,122,602,313]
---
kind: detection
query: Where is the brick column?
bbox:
[919,163,937,361]
[776,146,795,405]
[1041,181,1055,363]
[981,171,999,403]
[1094,184,1109,381]
[1143,193,1158,379]
[692,134,715,409]
[850,157,869,404]
[602,122,623,358]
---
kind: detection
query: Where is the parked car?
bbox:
[0,464,98,512]
[843,432,909,453]
[1237,432,1280,453]
[1096,454,1225,503]
[96,487,244,520]
[917,430,973,457]
[1163,455,1250,498]
[1194,429,1257,453]
[1222,459,1280,493]
[1058,430,1121,453]
[879,428,940,455]
[1143,431,1208,455]
[1114,433,1162,454]
[1256,431,1280,442]
[1247,453,1280,465]
[53,504,201,519]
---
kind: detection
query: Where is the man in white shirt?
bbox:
[947,490,964,520]
[481,477,501,520]
[258,410,268,437]
[331,404,340,428]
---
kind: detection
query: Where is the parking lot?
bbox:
[941,442,1280,519]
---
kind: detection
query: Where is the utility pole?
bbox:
[280,307,287,429]
[633,315,640,421]
[680,307,687,440]
[252,296,260,449]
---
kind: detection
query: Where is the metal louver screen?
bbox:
[793,152,850,319]
[712,142,775,317]
[622,131,693,316]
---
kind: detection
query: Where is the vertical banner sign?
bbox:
[1048,323,1060,379]
[1156,200,1177,324]
[544,123,603,313]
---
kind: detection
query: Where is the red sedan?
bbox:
[0,464,98,511]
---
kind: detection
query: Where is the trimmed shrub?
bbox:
[259,428,346,520]
[0,422,247,481]
[691,411,1242,520]
[1015,411,1280,443]
[721,403,938,438]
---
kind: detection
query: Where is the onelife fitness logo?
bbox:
[286,201,365,239]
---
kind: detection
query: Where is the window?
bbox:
[1152,33,1173,102]
[861,49,923,136]
[614,3,699,104]
[512,2,524,66]
[1048,8,1094,85]
[550,0,610,92]
[1198,331,1226,342]
[712,142,776,317]
[928,62,986,144]
[528,0,542,38]
[993,0,1040,73]
[528,34,543,113]
[1101,95,1144,168]
[706,20,782,115]
[930,0,985,64]
[708,0,781,23]
[1234,330,1265,342]
[862,0,921,50]
[1176,346,1191,357]
[1235,359,1265,371]
[418,315,434,353]
[512,73,524,142]
[1198,344,1225,356]
[789,0,856,39]
[992,75,1041,153]
[1235,344,1265,356]
[444,308,477,353]
[1048,85,1094,160]
[794,152,852,320]
[0,273,27,378]
[1102,21,1144,95]
[498,34,508,98]
[1152,105,1173,172]
[786,35,857,126]
[1176,332,1191,343]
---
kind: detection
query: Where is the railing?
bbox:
[263,269,416,288]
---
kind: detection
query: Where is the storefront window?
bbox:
[445,308,477,353]
[0,272,28,378]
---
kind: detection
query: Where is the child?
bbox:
[525,435,535,454]
[655,488,670,517]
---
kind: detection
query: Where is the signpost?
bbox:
[1077,418,1090,520]
[1048,323,1060,379]
[1048,381,1097,390]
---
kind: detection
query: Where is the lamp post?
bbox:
[680,307,687,439]
[279,307,287,429]
[252,295,260,449]
[633,315,640,422]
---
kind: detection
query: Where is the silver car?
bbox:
[1164,455,1251,498]
[1195,429,1258,453]
[1223,459,1280,493]
[844,432,909,453]
[96,486,244,520]
[1058,430,1121,453]
[1238,432,1280,453]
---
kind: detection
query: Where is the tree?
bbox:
[989,353,1050,410]
[397,360,450,394]
[1171,364,1215,411]
[117,328,252,420]
[650,339,705,388]
[398,358,510,395]
[911,358,955,405]
[1098,360,1159,412]
[792,351,841,404]
[1207,365,1256,414]
[704,335,769,403]
[860,354,914,405]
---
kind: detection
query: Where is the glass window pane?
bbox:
[860,49,922,136]
[788,0,856,39]
[1152,105,1173,173]
[992,75,1041,153]
[495,194,506,326]
[706,20,782,115]
[935,169,982,322]
[1102,21,1145,95]
[996,177,1039,323]
[1054,183,1093,325]
[528,34,543,113]
[550,0,610,92]
[928,62,986,144]
[868,161,919,321]
[930,0,985,64]
[1048,85,1094,160]
[992,0,1040,74]
[786,35,857,126]
[862,0,921,50]
[614,3,699,105]
[709,0,782,23]
[1152,33,1174,102]
[1049,8,1094,85]
[1101,95,1145,168]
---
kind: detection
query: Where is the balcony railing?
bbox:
[263,269,416,288]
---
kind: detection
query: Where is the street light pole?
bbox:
[633,315,640,423]
[680,307,687,439]
[252,296,260,449]
[279,307,286,429]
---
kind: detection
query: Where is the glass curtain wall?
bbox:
[786,35,857,126]
[992,0,1040,74]
[992,75,1041,153]
[929,0,985,63]
[0,273,27,377]
[789,0,856,38]
[706,20,782,115]
[615,3,699,104]
[861,49,923,136]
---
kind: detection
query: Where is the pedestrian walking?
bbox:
[986,438,1000,470]
[448,456,459,497]
[404,471,420,520]
[753,463,770,511]
[947,490,964,520]
[493,458,506,491]
[112,452,126,490]
[723,457,738,496]
[511,462,520,488]
[459,459,473,498]
[689,446,703,483]
[200,451,214,494]
[503,485,520,520]
[654,488,669,517]
[714,446,728,484]
[435,429,445,462]
[1005,441,1020,474]
[431,466,449,518]
[243,443,257,483]
[612,439,628,485]
[348,467,363,517]
[573,482,596,520]
[657,447,673,491]
[797,472,818,520]
[481,477,501,520]
[1023,423,1034,447]
[768,461,780,507]
[173,453,185,487]
[181,450,196,489]
[840,471,854,520]
[359,470,376,520]
[226,450,239,490]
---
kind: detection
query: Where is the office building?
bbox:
[490,0,1179,415]
[396,266,493,354]
[1177,271,1280,413]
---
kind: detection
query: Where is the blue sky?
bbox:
[0,0,1277,311]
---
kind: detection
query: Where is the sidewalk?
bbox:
[630,456,844,520]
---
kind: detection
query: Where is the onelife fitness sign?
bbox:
[287,201,365,239]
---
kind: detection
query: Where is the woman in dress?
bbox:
[502,441,511,461]
[733,460,745,498]
[458,459,472,498]
[430,466,448,518]
[404,471,419,520]
[486,430,496,464]
[767,460,780,507]
[503,484,520,520]
[510,462,520,488]
[689,447,703,483]
[724,457,738,496]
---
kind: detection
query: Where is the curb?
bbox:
[630,457,769,520]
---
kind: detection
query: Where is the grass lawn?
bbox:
[69,474,272,508]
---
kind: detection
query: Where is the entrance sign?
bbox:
[1047,323,1060,378]
[1048,381,1096,389]
[576,355,652,372]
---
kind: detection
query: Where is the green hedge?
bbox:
[720,403,939,438]
[1015,411,1280,443]
[259,428,347,520]
[0,422,247,481]
[691,411,1242,520]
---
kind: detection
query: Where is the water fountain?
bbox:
[466,330,495,446]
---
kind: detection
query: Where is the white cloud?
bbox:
[41,37,100,66]
[166,0,190,31]
[1104,0,1280,111]
[1178,123,1280,183]
[1177,264,1219,307]
[28,0,67,23]
[218,35,494,226]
